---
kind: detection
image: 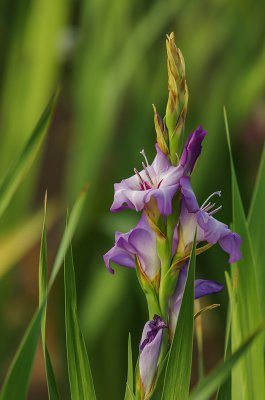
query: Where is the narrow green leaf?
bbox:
[0,188,87,399]
[124,333,134,400]
[189,323,265,400]
[49,185,88,289]
[64,244,96,400]
[0,307,44,400]
[39,194,60,399]
[0,91,58,219]
[216,272,233,400]
[248,144,265,315]
[224,108,265,399]
[161,233,196,400]
[125,384,135,400]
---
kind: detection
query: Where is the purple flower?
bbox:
[180,126,207,174]
[103,213,160,280]
[139,315,167,395]
[110,127,207,216]
[110,146,183,216]
[169,262,223,332]
[176,176,241,263]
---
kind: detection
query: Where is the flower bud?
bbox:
[138,315,167,397]
[165,32,188,165]
[152,104,169,156]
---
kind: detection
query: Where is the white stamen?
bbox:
[208,205,222,216]
[202,202,216,212]
[201,191,221,209]
[140,149,150,168]
[142,162,154,187]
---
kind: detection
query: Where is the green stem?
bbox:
[146,289,162,319]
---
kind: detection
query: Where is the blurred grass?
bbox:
[0,0,265,399]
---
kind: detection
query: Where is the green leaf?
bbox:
[0,91,58,219]
[224,108,265,399]
[216,272,233,400]
[0,188,87,399]
[189,323,265,400]
[248,144,265,315]
[161,232,196,400]
[64,244,96,400]
[38,194,60,399]
[0,307,44,400]
[49,185,88,289]
[124,333,134,400]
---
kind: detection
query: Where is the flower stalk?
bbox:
[103,31,241,399]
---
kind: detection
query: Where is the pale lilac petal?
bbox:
[139,315,166,394]
[110,145,184,215]
[152,144,171,175]
[145,185,180,216]
[179,177,242,263]
[180,126,207,174]
[180,176,199,212]
[128,227,160,280]
[103,246,135,274]
[197,211,242,263]
[111,181,151,212]
[180,203,205,246]
[159,165,184,187]
[103,214,161,278]
[219,232,242,263]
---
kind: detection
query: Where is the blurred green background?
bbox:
[0,0,265,399]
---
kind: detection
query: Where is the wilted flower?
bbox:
[103,213,160,281]
[139,315,167,396]
[176,176,241,263]
[169,262,223,333]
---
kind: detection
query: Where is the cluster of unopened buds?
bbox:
[103,33,241,400]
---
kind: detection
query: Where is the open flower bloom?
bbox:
[139,315,167,395]
[103,214,160,280]
[177,176,241,263]
[110,127,206,216]
[169,262,223,333]
[111,145,183,216]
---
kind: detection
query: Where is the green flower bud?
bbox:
[152,104,169,156]
[165,32,188,165]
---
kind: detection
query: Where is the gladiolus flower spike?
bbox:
[103,32,242,400]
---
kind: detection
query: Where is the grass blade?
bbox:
[49,185,88,289]
[248,144,265,315]
[224,108,265,399]
[39,194,60,399]
[0,187,87,399]
[0,91,58,219]
[0,307,44,399]
[64,244,96,400]
[124,333,134,400]
[161,233,196,400]
[189,323,265,400]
